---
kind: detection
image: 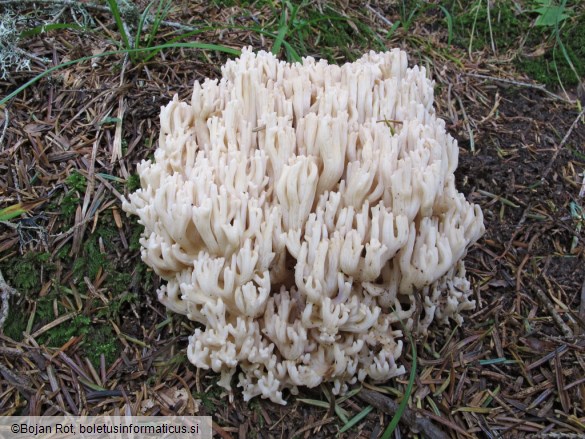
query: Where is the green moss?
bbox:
[3,311,27,341]
[58,171,87,218]
[35,310,120,367]
[95,220,119,252]
[518,12,585,87]
[56,243,71,260]
[0,252,52,293]
[34,295,66,322]
[249,399,264,428]
[223,1,383,63]
[29,290,123,366]
[126,173,141,192]
[2,258,38,291]
[59,193,78,217]
[72,238,107,281]
[210,0,239,6]
[84,325,119,366]
[97,289,136,320]
[39,314,90,346]
[446,0,584,87]
[285,3,384,62]
[1,183,135,367]
[69,212,131,283]
[449,0,527,52]
[65,171,87,191]
[0,121,150,377]
[0,252,63,341]
[135,262,154,293]
[193,386,225,412]
[128,217,144,251]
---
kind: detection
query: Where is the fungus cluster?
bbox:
[123,48,484,404]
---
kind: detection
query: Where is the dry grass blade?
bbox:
[30,312,77,339]
[463,73,570,102]
[111,97,126,163]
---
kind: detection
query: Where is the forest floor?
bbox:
[1,1,584,437]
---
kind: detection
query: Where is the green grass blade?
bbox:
[142,25,225,63]
[404,4,421,31]
[160,26,216,45]
[380,333,417,439]
[297,398,330,409]
[386,20,402,38]
[426,395,441,416]
[135,1,155,48]
[334,404,349,424]
[96,173,125,183]
[271,1,290,56]
[0,204,27,222]
[479,357,508,366]
[556,36,580,83]
[107,0,131,50]
[438,5,454,45]
[336,386,362,403]
[468,0,482,56]
[0,43,240,106]
[171,21,304,62]
[297,397,350,421]
[148,27,221,61]
[141,0,175,62]
[405,3,452,46]
[20,23,85,38]
[284,43,302,62]
[338,405,373,434]
[146,0,172,50]
[219,22,302,61]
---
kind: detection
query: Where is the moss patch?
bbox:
[446,0,584,87]
[126,173,141,192]
[38,314,90,346]
[1,208,136,368]
[0,251,51,292]
[2,311,27,341]
[60,170,87,218]
[518,11,585,87]
[449,0,527,52]
[84,325,119,366]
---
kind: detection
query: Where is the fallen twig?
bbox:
[532,285,574,339]
[578,276,585,336]
[365,4,394,28]
[358,389,449,439]
[542,106,585,183]
[464,72,570,103]
[0,270,18,330]
[290,416,335,438]
[0,108,9,150]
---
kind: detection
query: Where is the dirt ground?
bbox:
[1,2,584,438]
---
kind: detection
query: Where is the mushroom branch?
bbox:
[123,48,484,405]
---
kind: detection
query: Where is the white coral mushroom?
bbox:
[123,47,484,405]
